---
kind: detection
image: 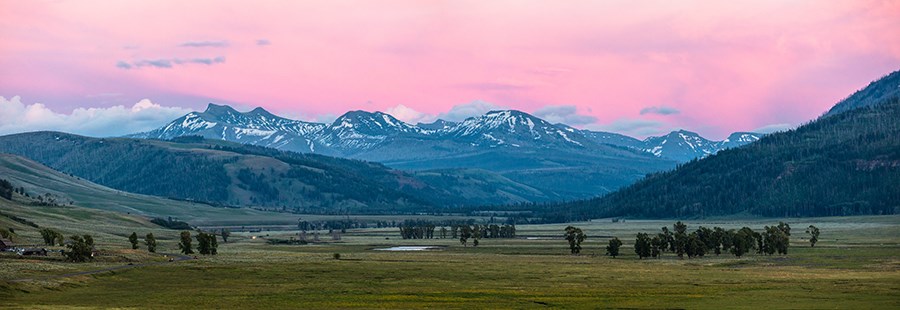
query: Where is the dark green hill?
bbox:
[825,70,900,117]
[0,133,553,213]
[550,73,900,220]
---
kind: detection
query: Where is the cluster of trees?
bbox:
[564,223,819,259]
[178,230,219,255]
[399,224,436,239]
[128,232,158,252]
[0,179,12,200]
[37,227,97,262]
[394,219,517,242]
[451,223,517,247]
[151,217,192,230]
[1,227,16,240]
[298,220,359,233]
[0,179,69,207]
[65,235,95,262]
[629,222,799,259]
[40,228,65,246]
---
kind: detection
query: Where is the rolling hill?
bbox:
[0,133,562,213]
[549,70,900,220]
[0,153,308,225]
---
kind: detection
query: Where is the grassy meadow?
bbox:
[1,197,898,309]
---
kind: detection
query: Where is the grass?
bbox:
[2,207,898,309]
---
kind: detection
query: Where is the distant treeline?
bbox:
[151,217,192,230]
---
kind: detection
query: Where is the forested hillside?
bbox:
[825,70,900,116]
[551,91,900,220]
[0,133,553,213]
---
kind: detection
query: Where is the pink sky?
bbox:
[1,0,899,138]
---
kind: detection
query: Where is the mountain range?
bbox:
[128,104,762,199]
[132,104,762,163]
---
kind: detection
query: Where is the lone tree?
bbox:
[564,226,586,255]
[634,233,652,259]
[606,237,623,258]
[221,228,231,243]
[179,231,194,255]
[459,225,471,247]
[145,233,157,253]
[65,234,94,262]
[806,225,820,247]
[128,232,139,249]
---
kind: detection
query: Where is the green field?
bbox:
[2,196,898,309]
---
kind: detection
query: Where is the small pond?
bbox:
[373,246,442,251]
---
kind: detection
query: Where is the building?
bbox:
[0,237,13,251]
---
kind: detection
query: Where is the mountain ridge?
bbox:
[131,105,762,162]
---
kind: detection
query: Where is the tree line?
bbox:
[564,223,821,258]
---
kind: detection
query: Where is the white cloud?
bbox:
[0,96,192,137]
[639,105,680,115]
[438,100,505,122]
[588,118,671,137]
[532,105,597,126]
[384,104,436,124]
[752,123,794,134]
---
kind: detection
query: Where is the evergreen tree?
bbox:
[128,232,139,249]
[179,231,194,255]
[145,233,157,253]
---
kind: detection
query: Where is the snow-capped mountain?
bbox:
[128,104,328,153]
[718,132,762,150]
[562,127,762,162]
[445,110,590,148]
[130,103,764,199]
[416,119,458,131]
[134,103,762,163]
[319,111,423,151]
[641,130,721,162]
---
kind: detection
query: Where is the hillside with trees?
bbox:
[0,133,554,213]
[548,74,900,220]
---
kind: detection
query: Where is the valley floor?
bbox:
[1,216,898,309]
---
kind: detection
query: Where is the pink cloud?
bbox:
[1,0,898,139]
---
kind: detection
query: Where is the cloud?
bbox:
[0,96,192,137]
[256,39,271,46]
[532,105,597,126]
[752,123,794,134]
[639,106,681,115]
[116,57,226,69]
[437,100,505,121]
[384,104,436,124]
[314,113,338,124]
[459,80,532,91]
[179,40,229,48]
[589,118,669,137]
